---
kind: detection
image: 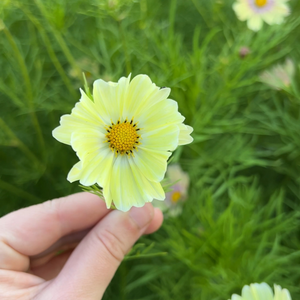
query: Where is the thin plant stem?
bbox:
[34,0,82,78]
[18,3,77,98]
[118,20,131,74]
[0,117,44,170]
[2,24,45,157]
[0,179,41,204]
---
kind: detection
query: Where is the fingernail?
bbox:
[129,203,153,229]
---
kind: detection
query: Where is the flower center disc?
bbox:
[171,191,182,203]
[106,119,140,156]
[255,0,267,7]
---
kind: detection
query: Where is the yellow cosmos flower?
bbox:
[52,74,193,211]
[229,283,292,300]
[233,0,290,31]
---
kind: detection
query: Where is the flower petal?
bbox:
[247,15,263,31]
[241,283,273,300]
[93,75,131,123]
[262,11,277,25]
[52,89,104,145]
[128,158,165,200]
[71,128,106,160]
[233,2,252,21]
[139,98,184,130]
[251,283,273,300]
[110,156,150,211]
[123,74,171,120]
[133,147,172,182]
[230,295,243,300]
[178,124,193,145]
[67,161,82,182]
[142,124,179,151]
[78,147,114,186]
[274,284,292,300]
[241,285,255,300]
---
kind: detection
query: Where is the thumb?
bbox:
[40,203,157,300]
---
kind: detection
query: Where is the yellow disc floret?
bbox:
[106,119,140,156]
[255,0,267,7]
[171,191,181,203]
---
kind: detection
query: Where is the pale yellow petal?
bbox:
[247,15,263,31]
[79,147,113,186]
[142,124,179,151]
[103,187,113,209]
[109,156,165,212]
[262,12,277,25]
[116,74,131,119]
[241,285,255,300]
[52,89,104,145]
[93,76,131,123]
[110,156,149,211]
[70,128,106,160]
[233,2,252,21]
[274,284,292,300]
[274,3,290,18]
[281,289,292,300]
[133,147,171,182]
[138,98,184,130]
[52,120,72,145]
[229,295,243,300]
[241,283,273,300]
[123,74,171,119]
[178,124,193,145]
[133,87,171,118]
[67,161,82,183]
[263,2,289,25]
[128,158,165,200]
[251,283,273,300]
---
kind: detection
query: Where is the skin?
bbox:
[0,192,163,300]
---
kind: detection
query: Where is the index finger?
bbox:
[0,192,110,270]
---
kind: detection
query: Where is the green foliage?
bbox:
[1,0,300,299]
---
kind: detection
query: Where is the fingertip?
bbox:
[144,207,164,234]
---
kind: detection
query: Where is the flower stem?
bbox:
[2,24,45,158]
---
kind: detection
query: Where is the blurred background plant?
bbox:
[0,0,300,299]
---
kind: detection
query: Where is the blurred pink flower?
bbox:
[239,46,251,58]
[153,164,190,217]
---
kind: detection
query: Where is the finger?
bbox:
[30,207,163,267]
[40,203,162,299]
[144,208,163,234]
[31,208,163,280]
[30,242,78,269]
[30,250,73,281]
[0,192,110,271]
[30,228,91,262]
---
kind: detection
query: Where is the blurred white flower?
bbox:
[259,58,295,90]
[153,164,190,217]
[229,283,292,300]
[233,0,290,31]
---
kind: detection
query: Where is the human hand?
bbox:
[0,192,163,299]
